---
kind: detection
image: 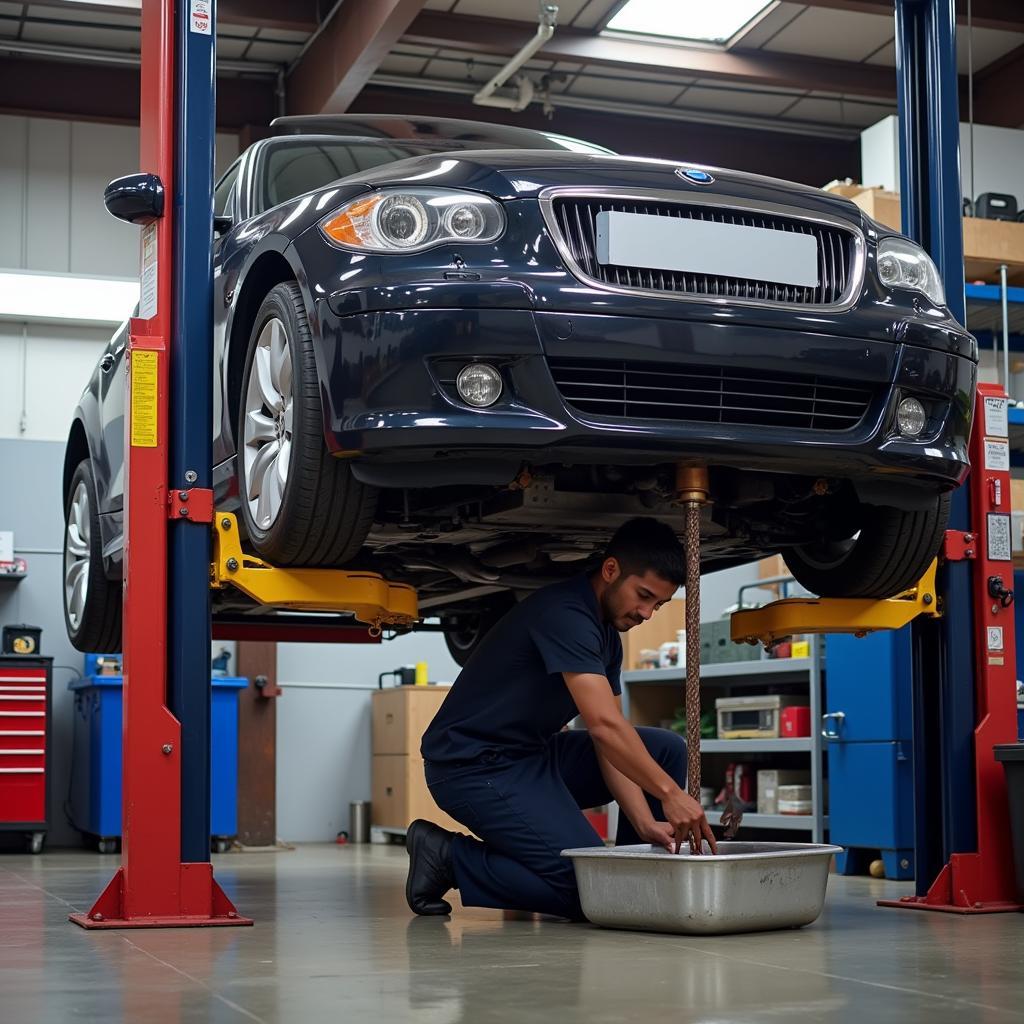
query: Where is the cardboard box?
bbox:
[757,769,811,815]
[845,187,1024,285]
[622,597,685,670]
[372,685,451,756]
[371,754,466,833]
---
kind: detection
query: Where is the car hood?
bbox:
[342,149,864,224]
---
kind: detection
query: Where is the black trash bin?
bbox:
[994,743,1024,902]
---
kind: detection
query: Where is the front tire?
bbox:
[785,493,950,598]
[237,281,376,566]
[63,459,121,653]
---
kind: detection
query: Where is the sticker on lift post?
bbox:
[984,396,1009,438]
[190,0,211,34]
[984,438,1010,471]
[987,513,1012,562]
[987,626,1004,652]
[130,349,159,448]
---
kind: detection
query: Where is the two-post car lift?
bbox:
[70,0,1020,929]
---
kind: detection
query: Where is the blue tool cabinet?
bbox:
[68,674,246,852]
[825,630,915,880]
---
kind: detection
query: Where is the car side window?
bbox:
[262,142,423,210]
[214,160,241,218]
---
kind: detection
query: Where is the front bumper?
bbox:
[313,302,975,496]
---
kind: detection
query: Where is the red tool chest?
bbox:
[0,655,51,852]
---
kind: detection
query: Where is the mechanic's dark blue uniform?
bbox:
[421,574,687,921]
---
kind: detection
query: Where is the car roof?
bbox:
[269,114,613,154]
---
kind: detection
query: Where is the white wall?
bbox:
[861,114,1024,202]
[0,321,114,441]
[0,114,239,443]
[275,632,462,843]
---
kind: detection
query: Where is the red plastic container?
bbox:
[781,706,811,738]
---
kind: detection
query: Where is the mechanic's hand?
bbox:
[637,820,676,852]
[663,789,718,855]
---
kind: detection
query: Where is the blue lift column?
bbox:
[169,0,216,863]
[894,0,976,898]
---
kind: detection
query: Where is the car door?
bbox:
[95,318,129,514]
[212,156,242,468]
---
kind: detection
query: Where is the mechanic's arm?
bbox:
[595,742,676,852]
[564,672,716,854]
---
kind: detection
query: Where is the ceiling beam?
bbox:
[19,0,321,35]
[972,42,1024,128]
[0,55,275,130]
[286,0,428,115]
[796,0,1024,33]
[403,12,897,98]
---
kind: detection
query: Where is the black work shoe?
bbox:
[406,819,457,916]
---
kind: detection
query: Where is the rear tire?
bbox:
[237,281,376,566]
[785,493,950,599]
[63,459,122,653]
[443,593,517,667]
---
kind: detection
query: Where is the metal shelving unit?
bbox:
[621,637,827,842]
[706,811,827,831]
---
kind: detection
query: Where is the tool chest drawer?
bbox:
[0,656,52,832]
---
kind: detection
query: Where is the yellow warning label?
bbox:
[130,349,159,447]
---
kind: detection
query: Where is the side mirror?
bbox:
[213,214,233,236]
[103,172,164,225]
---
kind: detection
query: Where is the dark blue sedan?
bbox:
[63,114,976,661]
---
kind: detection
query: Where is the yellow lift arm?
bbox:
[210,513,418,635]
[731,558,940,647]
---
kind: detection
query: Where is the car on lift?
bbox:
[63,114,977,662]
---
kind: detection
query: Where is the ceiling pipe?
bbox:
[472,3,557,112]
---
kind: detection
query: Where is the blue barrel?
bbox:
[68,674,247,843]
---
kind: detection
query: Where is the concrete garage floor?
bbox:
[2,845,1022,1023]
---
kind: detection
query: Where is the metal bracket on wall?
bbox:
[209,512,419,635]
[730,559,940,647]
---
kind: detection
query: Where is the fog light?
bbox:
[456,363,502,408]
[896,397,927,437]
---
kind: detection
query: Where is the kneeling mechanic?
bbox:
[406,517,717,920]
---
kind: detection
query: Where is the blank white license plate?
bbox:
[595,210,820,288]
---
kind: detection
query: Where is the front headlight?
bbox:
[319,188,504,253]
[876,237,946,307]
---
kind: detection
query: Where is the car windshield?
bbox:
[263,134,613,210]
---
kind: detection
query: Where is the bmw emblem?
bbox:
[676,167,715,185]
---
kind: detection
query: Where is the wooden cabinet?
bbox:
[371,686,464,833]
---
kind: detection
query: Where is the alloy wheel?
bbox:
[64,480,91,632]
[243,316,293,530]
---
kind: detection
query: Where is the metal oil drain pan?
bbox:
[562,842,841,935]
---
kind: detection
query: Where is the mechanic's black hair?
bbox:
[604,517,686,587]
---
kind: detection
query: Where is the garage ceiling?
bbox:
[0,1,1022,138]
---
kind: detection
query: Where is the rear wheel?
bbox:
[443,593,517,667]
[785,493,950,599]
[63,459,121,653]
[237,281,376,566]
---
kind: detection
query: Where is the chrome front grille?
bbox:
[548,195,859,307]
[548,358,874,431]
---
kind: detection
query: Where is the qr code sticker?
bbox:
[987,513,1012,561]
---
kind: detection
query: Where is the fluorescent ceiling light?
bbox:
[62,1,141,8]
[0,270,138,326]
[606,0,774,44]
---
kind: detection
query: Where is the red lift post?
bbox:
[70,0,249,929]
[879,382,1021,913]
